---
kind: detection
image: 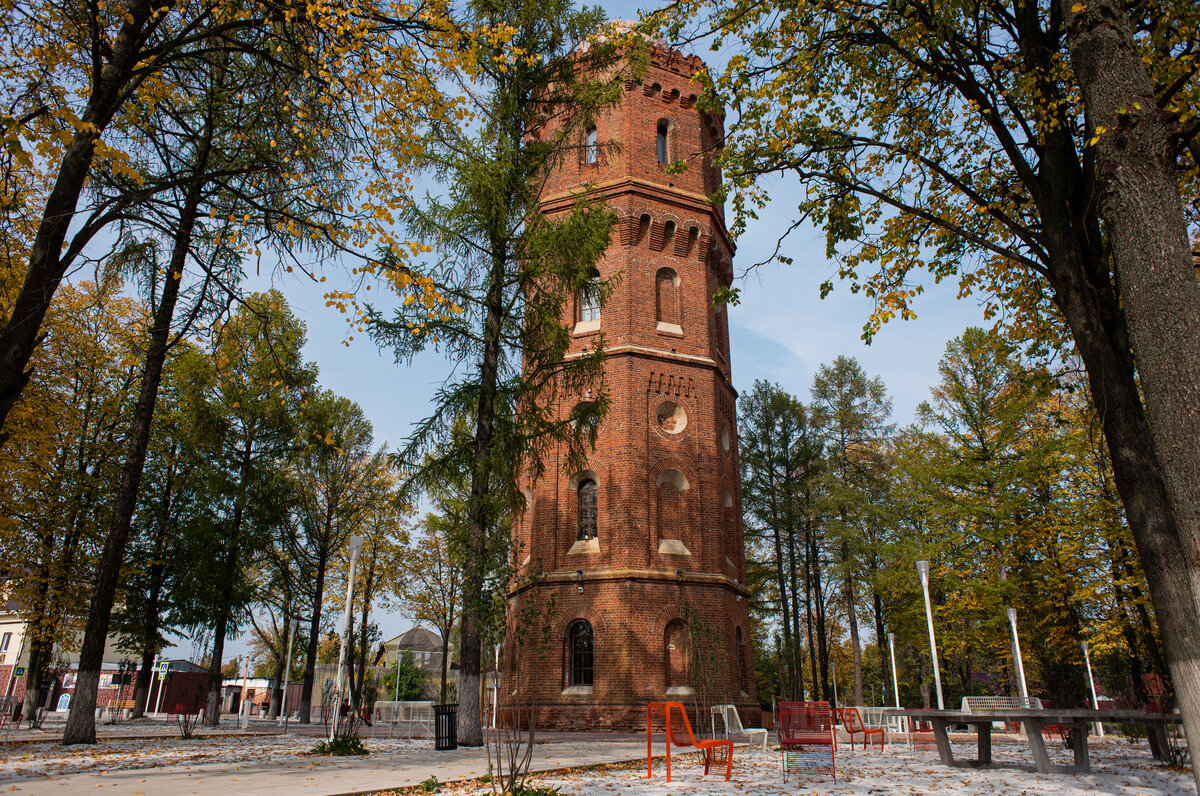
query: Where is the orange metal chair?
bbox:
[837,706,885,750]
[646,701,733,782]
[780,701,835,781]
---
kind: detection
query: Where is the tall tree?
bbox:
[0,281,142,719]
[918,328,1048,691]
[177,292,315,726]
[401,514,463,703]
[739,380,823,700]
[810,356,893,705]
[0,0,455,447]
[291,391,378,723]
[365,1,628,746]
[659,0,1200,774]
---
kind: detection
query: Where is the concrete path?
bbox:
[11,739,653,796]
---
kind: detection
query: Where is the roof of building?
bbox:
[384,626,443,652]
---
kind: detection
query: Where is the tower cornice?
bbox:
[537,177,735,257]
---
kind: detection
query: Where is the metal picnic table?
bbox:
[888,708,1175,775]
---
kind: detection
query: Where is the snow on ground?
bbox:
[456,738,1192,796]
[0,735,429,781]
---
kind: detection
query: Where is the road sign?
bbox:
[12,666,25,678]
[157,661,170,673]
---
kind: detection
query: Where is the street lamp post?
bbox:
[1006,607,1029,703]
[888,632,900,709]
[1081,641,1104,737]
[280,618,299,733]
[916,560,945,710]
[331,535,365,742]
[831,659,838,709]
[491,643,500,730]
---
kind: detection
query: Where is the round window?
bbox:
[655,400,688,435]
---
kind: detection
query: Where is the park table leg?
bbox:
[931,718,956,766]
[1024,719,1053,774]
[1068,721,1091,773]
[975,722,992,765]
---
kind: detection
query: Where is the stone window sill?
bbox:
[568,538,600,555]
[656,322,683,337]
[562,685,594,696]
[658,539,692,556]
[573,319,600,336]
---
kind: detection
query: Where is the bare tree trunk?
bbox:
[1065,0,1200,784]
[440,636,450,703]
[841,559,863,705]
[459,250,506,748]
[63,178,205,745]
[205,620,228,726]
[299,558,328,724]
[269,654,284,719]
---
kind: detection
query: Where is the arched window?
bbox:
[566,620,594,686]
[656,267,680,328]
[664,619,688,688]
[656,120,669,163]
[584,125,597,164]
[577,479,598,540]
[578,268,601,324]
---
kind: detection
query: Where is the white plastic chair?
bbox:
[711,704,768,752]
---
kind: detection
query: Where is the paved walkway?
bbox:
[10,738,653,795]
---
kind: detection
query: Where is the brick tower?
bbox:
[502,41,756,731]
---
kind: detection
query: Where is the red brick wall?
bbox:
[504,43,757,732]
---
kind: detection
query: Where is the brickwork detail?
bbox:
[648,372,694,398]
[505,42,755,731]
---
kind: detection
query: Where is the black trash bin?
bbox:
[434,703,458,750]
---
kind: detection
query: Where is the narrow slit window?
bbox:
[657,120,669,164]
[577,478,598,540]
[585,126,597,164]
[578,269,601,323]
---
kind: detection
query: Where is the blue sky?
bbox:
[175,0,991,666]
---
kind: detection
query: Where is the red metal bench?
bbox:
[780,701,835,781]
[646,701,733,782]
[837,706,885,750]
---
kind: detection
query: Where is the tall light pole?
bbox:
[831,659,838,709]
[1006,607,1029,703]
[491,643,500,729]
[280,618,299,732]
[331,535,364,742]
[1081,641,1104,737]
[916,560,944,709]
[888,632,901,709]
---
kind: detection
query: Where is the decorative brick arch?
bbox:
[550,605,611,641]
